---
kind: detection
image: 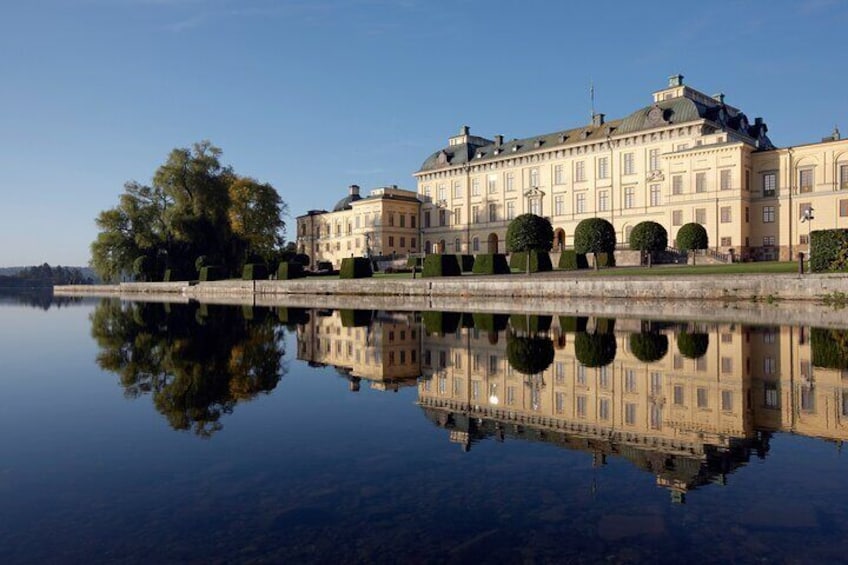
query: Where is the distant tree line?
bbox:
[0,263,94,287]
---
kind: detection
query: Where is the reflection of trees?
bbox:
[677,331,709,360]
[574,318,617,368]
[506,334,554,375]
[812,328,848,370]
[91,299,286,437]
[629,332,669,363]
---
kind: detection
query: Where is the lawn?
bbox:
[573,261,799,277]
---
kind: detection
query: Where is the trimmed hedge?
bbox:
[277,262,305,280]
[629,332,669,363]
[242,263,268,281]
[559,250,589,270]
[472,313,510,333]
[407,256,423,268]
[422,254,462,277]
[472,253,510,275]
[461,312,476,329]
[810,229,848,272]
[340,309,373,327]
[509,314,552,334]
[340,257,373,279]
[422,311,461,335]
[509,250,553,273]
[559,316,588,333]
[199,266,226,282]
[677,331,709,359]
[811,327,848,369]
[456,254,475,272]
[507,334,555,375]
[677,223,709,252]
[317,261,333,271]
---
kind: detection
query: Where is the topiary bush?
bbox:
[509,250,553,273]
[810,229,848,272]
[509,314,552,334]
[574,218,617,269]
[407,256,423,268]
[677,331,709,359]
[472,253,510,275]
[277,262,305,280]
[558,250,589,270]
[340,257,373,279]
[340,309,373,327]
[574,332,617,367]
[317,261,333,271]
[242,263,268,281]
[199,266,225,282]
[559,316,588,333]
[422,254,462,277]
[506,213,554,253]
[507,334,555,375]
[422,311,461,335]
[629,332,669,363]
[629,221,668,254]
[676,223,709,264]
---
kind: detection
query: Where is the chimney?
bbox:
[592,113,605,127]
[712,92,725,104]
[668,74,684,87]
[495,134,503,147]
[349,184,360,196]
[460,125,470,135]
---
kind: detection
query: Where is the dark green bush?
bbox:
[242,263,268,281]
[509,250,553,272]
[629,221,668,253]
[199,266,225,282]
[340,309,373,327]
[559,316,588,333]
[811,328,848,369]
[676,223,709,252]
[507,334,555,375]
[422,254,462,277]
[317,261,333,271]
[422,311,461,335]
[677,331,709,359]
[292,254,311,267]
[277,262,305,280]
[456,254,475,272]
[506,213,554,253]
[629,332,669,363]
[810,229,848,272]
[407,256,423,268]
[558,250,589,270]
[195,255,208,274]
[472,254,510,275]
[461,312,476,328]
[509,314,552,334]
[472,313,510,333]
[574,218,617,256]
[340,257,373,279]
[574,332,617,367]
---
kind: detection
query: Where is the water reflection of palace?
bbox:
[292,309,848,502]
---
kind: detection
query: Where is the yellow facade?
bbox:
[296,185,421,269]
[415,75,848,260]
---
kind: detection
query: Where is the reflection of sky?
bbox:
[2,303,848,562]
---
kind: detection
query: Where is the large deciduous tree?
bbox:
[90,141,287,281]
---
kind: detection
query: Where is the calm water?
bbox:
[2,296,848,563]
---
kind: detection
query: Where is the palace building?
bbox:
[415,74,848,261]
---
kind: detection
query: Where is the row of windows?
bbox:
[760,165,848,197]
[317,237,417,252]
[305,212,417,237]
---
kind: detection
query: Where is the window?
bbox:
[507,201,516,220]
[650,404,663,430]
[764,357,776,374]
[554,165,564,185]
[624,187,635,209]
[799,168,814,193]
[697,388,708,408]
[411,215,416,228]
[472,237,479,252]
[673,385,684,405]
[555,392,565,414]
[649,148,660,171]
[599,398,610,421]
[411,238,416,249]
[576,395,587,418]
[575,161,586,181]
[672,210,683,226]
[650,372,662,395]
[695,172,707,193]
[799,202,812,222]
[800,234,809,245]
[487,174,497,194]
[625,403,637,425]
[453,181,462,199]
[454,207,461,225]
[763,235,776,246]
[471,206,480,224]
[598,191,609,212]
[598,157,609,179]
[437,184,446,201]
[623,153,635,175]
[721,357,733,373]
[625,370,636,393]
[400,236,406,248]
[488,203,497,222]
[672,175,683,195]
[840,199,848,217]
[763,172,777,197]
[554,195,564,216]
[677,143,688,151]
[423,185,431,198]
[720,237,732,246]
[529,198,540,215]
[764,382,779,408]
[762,206,775,223]
[454,238,460,252]
[439,209,446,226]
[576,365,586,384]
[695,208,706,224]
[841,164,848,190]
[721,390,733,411]
[720,206,732,223]
[506,172,515,192]
[529,168,540,188]
[650,184,661,206]
[720,169,732,190]
[399,214,405,228]
[576,193,586,214]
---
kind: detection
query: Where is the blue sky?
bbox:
[1,0,846,267]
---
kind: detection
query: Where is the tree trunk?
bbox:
[594,252,599,270]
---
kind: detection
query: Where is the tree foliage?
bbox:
[629,221,668,252]
[677,330,709,359]
[90,141,287,282]
[507,334,555,375]
[574,218,617,255]
[506,214,553,252]
[676,223,709,252]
